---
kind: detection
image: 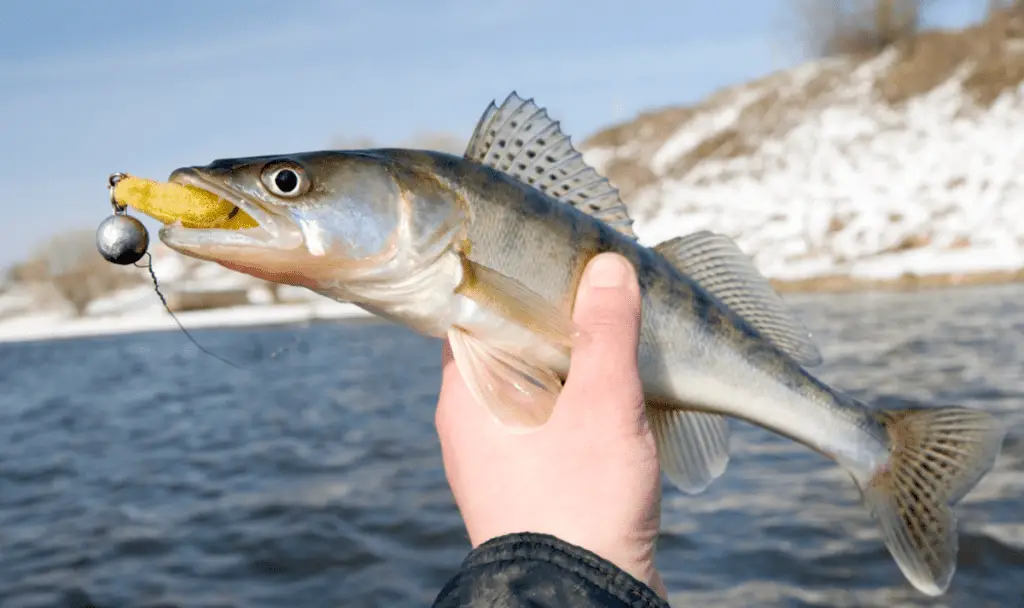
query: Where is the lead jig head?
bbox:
[97,172,150,265]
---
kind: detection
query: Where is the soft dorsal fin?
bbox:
[465,92,637,239]
[654,231,823,367]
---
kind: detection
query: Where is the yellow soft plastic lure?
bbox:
[112,175,258,229]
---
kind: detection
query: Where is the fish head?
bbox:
[159,150,468,294]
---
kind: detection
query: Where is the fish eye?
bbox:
[260,163,311,198]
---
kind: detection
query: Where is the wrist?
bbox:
[544,529,663,599]
[598,546,664,599]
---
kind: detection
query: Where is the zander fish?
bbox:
[141,93,1004,596]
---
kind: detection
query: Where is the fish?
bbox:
[151,92,1005,596]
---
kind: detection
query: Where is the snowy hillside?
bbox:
[581,9,1024,289]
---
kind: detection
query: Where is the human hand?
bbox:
[435,252,666,596]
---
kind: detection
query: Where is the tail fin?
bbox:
[856,407,1005,596]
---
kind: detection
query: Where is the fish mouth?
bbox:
[158,168,304,259]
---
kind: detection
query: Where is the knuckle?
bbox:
[579,305,635,332]
[579,318,639,351]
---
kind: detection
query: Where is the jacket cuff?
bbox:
[439,532,669,607]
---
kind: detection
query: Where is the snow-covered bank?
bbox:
[581,11,1024,284]
[0,300,374,345]
[0,239,380,345]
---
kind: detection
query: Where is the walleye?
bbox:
[151,93,1003,596]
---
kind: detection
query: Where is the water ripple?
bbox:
[1,284,1023,606]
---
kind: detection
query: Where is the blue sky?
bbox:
[0,0,990,267]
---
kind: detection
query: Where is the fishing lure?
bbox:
[109,173,257,229]
[94,172,246,370]
[96,174,150,265]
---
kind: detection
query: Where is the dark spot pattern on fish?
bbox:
[693,288,717,336]
[387,148,850,411]
[632,235,846,405]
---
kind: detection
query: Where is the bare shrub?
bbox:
[6,257,50,284]
[988,0,1024,14]
[166,289,250,312]
[401,132,466,155]
[328,132,465,155]
[30,229,146,316]
[328,134,378,150]
[790,0,932,57]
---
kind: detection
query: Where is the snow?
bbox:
[650,86,765,176]
[587,49,1024,282]
[580,147,617,175]
[0,299,372,345]
[0,286,38,318]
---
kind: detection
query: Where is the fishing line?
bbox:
[103,172,304,368]
[137,252,305,365]
[134,252,247,371]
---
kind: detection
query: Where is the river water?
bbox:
[1,284,1022,607]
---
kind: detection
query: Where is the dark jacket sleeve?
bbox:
[432,533,671,608]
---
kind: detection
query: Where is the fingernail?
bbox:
[586,253,629,288]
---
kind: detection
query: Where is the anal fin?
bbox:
[648,404,731,494]
[448,328,563,430]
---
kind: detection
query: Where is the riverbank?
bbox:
[0,300,374,345]
[3,267,1022,346]
[771,267,1024,294]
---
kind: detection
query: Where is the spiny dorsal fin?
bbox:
[654,231,823,367]
[464,92,637,239]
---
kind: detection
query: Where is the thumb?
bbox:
[556,252,645,427]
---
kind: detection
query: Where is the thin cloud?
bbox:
[4,22,342,85]
[2,0,560,87]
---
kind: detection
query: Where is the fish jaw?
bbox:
[158,164,404,290]
[158,168,314,281]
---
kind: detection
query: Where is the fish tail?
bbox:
[854,406,1004,596]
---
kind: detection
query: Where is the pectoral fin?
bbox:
[457,257,576,349]
[448,328,563,429]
